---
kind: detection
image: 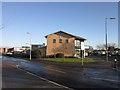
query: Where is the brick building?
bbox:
[45,31,86,58]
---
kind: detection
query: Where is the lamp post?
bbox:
[81,41,85,66]
[27,32,31,60]
[105,18,116,62]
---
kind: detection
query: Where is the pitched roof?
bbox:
[45,31,86,40]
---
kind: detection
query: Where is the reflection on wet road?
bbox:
[2,56,120,89]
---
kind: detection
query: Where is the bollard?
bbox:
[114,59,117,68]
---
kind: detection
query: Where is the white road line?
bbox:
[10,64,74,90]
[91,77,120,83]
[45,68,66,74]
[18,67,73,90]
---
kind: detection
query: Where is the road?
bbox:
[2,56,120,89]
[2,56,70,89]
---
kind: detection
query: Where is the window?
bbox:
[59,39,62,43]
[38,45,42,48]
[75,40,80,46]
[66,40,69,43]
[59,35,62,39]
[53,39,56,43]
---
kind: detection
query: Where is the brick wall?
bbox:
[46,33,75,57]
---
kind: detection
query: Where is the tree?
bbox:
[96,43,117,55]
[89,46,94,52]
[96,44,106,50]
[31,49,41,58]
[108,46,115,55]
[96,43,117,50]
[107,43,117,55]
[108,43,116,48]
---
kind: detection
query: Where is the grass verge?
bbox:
[41,58,97,62]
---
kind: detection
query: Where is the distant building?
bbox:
[98,50,106,55]
[113,48,120,55]
[45,31,86,58]
[0,48,4,53]
[0,48,11,53]
[31,43,45,51]
[14,47,23,52]
[21,46,30,54]
[7,47,24,54]
[22,46,30,50]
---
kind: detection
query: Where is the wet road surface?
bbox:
[2,56,120,89]
[2,57,70,89]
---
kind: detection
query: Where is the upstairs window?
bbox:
[53,39,56,43]
[59,39,62,43]
[66,40,69,43]
[59,35,62,39]
[75,40,80,46]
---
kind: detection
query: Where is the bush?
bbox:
[31,49,41,58]
[65,56,76,58]
[21,53,29,58]
[12,53,20,57]
[46,55,55,58]
[56,53,64,58]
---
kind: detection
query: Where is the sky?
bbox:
[118,2,120,48]
[1,2,118,49]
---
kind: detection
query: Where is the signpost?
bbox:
[81,42,85,66]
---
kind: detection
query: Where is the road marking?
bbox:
[10,64,74,90]
[18,67,74,90]
[45,68,66,74]
[91,77,120,83]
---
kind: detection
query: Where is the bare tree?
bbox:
[108,43,117,48]
[107,43,117,55]
[96,43,117,55]
[96,43,117,50]
[89,46,94,52]
[96,44,106,50]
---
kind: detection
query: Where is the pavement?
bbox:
[2,56,120,89]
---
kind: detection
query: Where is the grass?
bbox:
[6,53,100,63]
[41,58,97,62]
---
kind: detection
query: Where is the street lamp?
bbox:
[27,32,31,60]
[105,18,116,62]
